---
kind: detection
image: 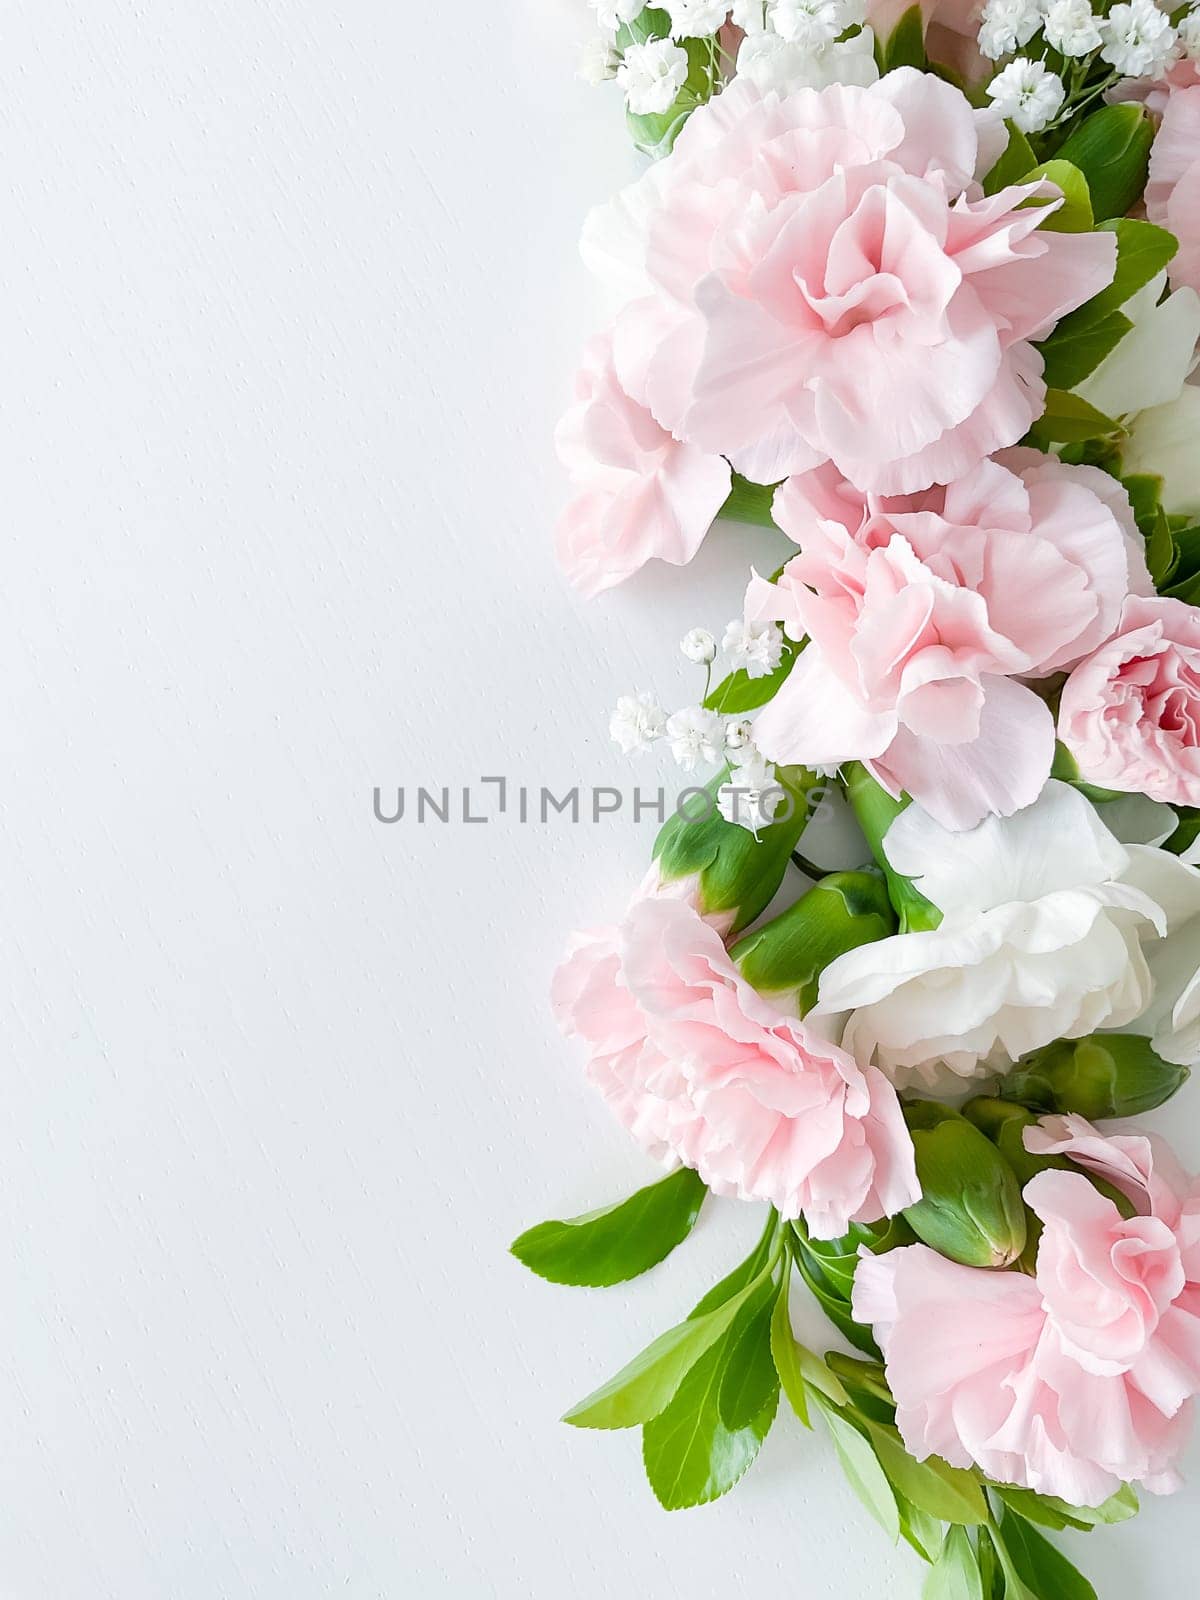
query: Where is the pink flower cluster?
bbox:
[855,1116,1200,1506]
[552,884,918,1238]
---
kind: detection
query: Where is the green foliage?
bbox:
[877,6,928,71]
[717,474,778,530]
[998,1034,1190,1121]
[511,1167,706,1287]
[983,124,1037,195]
[993,1508,1099,1600]
[705,640,800,714]
[1021,161,1093,233]
[842,762,942,931]
[924,1526,985,1600]
[1053,104,1153,221]
[618,16,714,158]
[729,870,896,1014]
[1025,390,1116,451]
[814,1395,901,1542]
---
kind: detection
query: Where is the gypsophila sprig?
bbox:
[724,718,756,753]
[666,0,729,37]
[987,58,1067,132]
[609,692,667,754]
[772,0,864,48]
[680,627,717,665]
[979,0,1046,61]
[1182,7,1200,57]
[579,32,620,84]
[1100,0,1177,78]
[717,750,783,834]
[665,705,726,771]
[731,0,772,27]
[617,38,691,114]
[722,619,785,679]
[591,0,645,28]
[1043,0,1104,55]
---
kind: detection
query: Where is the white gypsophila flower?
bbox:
[725,717,756,753]
[722,618,785,678]
[610,691,667,753]
[987,59,1066,132]
[579,32,620,84]
[617,37,691,114]
[811,781,1200,1092]
[680,626,717,664]
[1100,0,1177,79]
[731,0,771,28]
[771,0,856,48]
[1182,8,1200,58]
[591,0,645,28]
[717,751,783,836]
[735,25,880,91]
[666,0,729,38]
[665,705,726,771]
[978,0,1046,60]
[1043,0,1103,56]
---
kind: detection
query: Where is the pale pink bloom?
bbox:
[854,1115,1200,1505]
[554,331,731,598]
[582,70,1115,496]
[1059,596,1200,808]
[552,892,918,1238]
[746,453,1149,829]
[1147,87,1200,298]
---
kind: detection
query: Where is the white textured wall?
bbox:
[0,3,1195,1594]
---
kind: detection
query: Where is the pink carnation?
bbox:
[746,453,1149,829]
[1147,87,1200,297]
[854,1116,1200,1506]
[1059,595,1200,807]
[552,891,918,1238]
[554,331,731,597]
[582,69,1115,496]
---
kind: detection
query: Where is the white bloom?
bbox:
[579,32,620,84]
[725,717,756,753]
[618,37,691,114]
[1181,7,1200,59]
[736,25,879,91]
[665,705,726,771]
[1076,271,1200,420]
[591,0,645,28]
[680,626,717,664]
[1043,0,1103,56]
[722,618,785,678]
[666,0,729,37]
[731,0,771,28]
[978,0,1045,60]
[986,59,1066,133]
[811,782,1194,1091]
[717,751,784,836]
[610,691,667,753]
[1100,0,1177,79]
[772,0,856,48]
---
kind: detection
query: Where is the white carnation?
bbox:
[1100,0,1177,79]
[811,782,1200,1091]
[618,38,691,114]
[986,58,1066,132]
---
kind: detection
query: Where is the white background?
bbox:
[2,2,1197,1595]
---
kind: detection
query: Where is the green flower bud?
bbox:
[901,1103,1027,1268]
[999,1035,1190,1120]
[652,764,820,936]
[842,763,941,932]
[729,870,897,1014]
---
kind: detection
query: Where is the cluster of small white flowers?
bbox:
[609,620,789,831]
[590,0,645,27]
[1099,0,1178,79]
[987,56,1067,131]
[1042,0,1102,57]
[978,0,1044,61]
[665,0,729,37]
[772,0,865,47]
[617,36,692,113]
[1182,7,1200,59]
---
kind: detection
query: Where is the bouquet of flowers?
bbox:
[515,4,1200,1594]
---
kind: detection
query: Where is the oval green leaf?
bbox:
[814,1396,900,1543]
[866,1423,987,1525]
[510,1167,706,1287]
[924,1526,984,1600]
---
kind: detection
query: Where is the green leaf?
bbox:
[769,1277,850,1427]
[813,1396,900,1543]
[706,640,800,714]
[1025,390,1116,449]
[718,473,778,529]
[993,1484,1137,1533]
[924,1526,984,1600]
[511,1167,706,1287]
[642,1276,779,1509]
[1020,161,1093,233]
[562,1266,772,1430]
[984,123,1037,196]
[899,1495,945,1564]
[1053,104,1153,221]
[791,1237,882,1357]
[1087,218,1178,322]
[997,1509,1098,1600]
[718,1286,779,1430]
[1039,309,1132,389]
[865,1423,988,1525]
[881,5,927,70]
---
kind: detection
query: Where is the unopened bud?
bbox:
[730,870,896,1014]
[901,1102,1027,1268]
[842,763,942,932]
[999,1035,1190,1121]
